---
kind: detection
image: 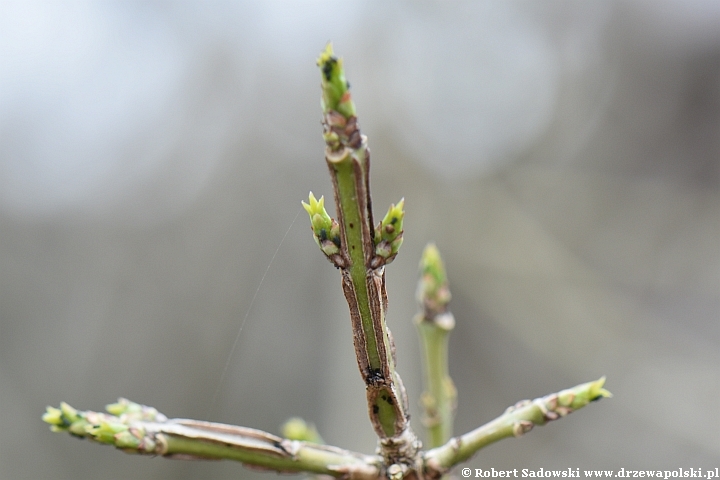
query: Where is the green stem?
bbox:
[327,146,407,443]
[44,44,612,480]
[417,320,455,448]
[332,153,381,372]
[317,44,418,464]
[43,401,380,479]
[415,244,457,449]
[422,377,612,478]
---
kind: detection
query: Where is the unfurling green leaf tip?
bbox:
[303,192,341,257]
[417,243,451,313]
[43,402,88,434]
[317,43,356,119]
[585,376,612,402]
[281,417,324,444]
[60,401,79,422]
[43,402,80,430]
[42,406,65,427]
[302,192,330,230]
[106,398,140,416]
[558,376,612,411]
[105,398,164,422]
[86,421,128,444]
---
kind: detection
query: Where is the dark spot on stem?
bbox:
[349,223,354,228]
[322,58,336,81]
[390,217,397,225]
[319,229,328,242]
[366,368,384,386]
[372,405,379,414]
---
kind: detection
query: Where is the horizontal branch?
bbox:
[422,377,611,479]
[43,377,609,479]
[43,399,380,480]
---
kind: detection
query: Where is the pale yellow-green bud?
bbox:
[417,243,451,315]
[60,402,79,424]
[303,192,342,259]
[317,43,356,119]
[42,406,65,426]
[281,417,324,444]
[86,420,128,444]
[373,199,405,266]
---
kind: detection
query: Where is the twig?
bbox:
[43,399,379,479]
[305,44,419,469]
[44,44,611,480]
[423,377,612,479]
[415,244,457,449]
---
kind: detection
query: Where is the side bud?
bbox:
[302,192,344,267]
[106,398,167,422]
[370,198,405,268]
[281,417,324,444]
[85,420,129,445]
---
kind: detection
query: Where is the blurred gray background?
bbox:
[1,1,719,478]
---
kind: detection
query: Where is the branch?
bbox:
[415,244,457,449]
[304,43,419,467]
[44,44,611,480]
[422,377,612,479]
[43,399,380,479]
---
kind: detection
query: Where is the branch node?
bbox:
[512,420,534,437]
